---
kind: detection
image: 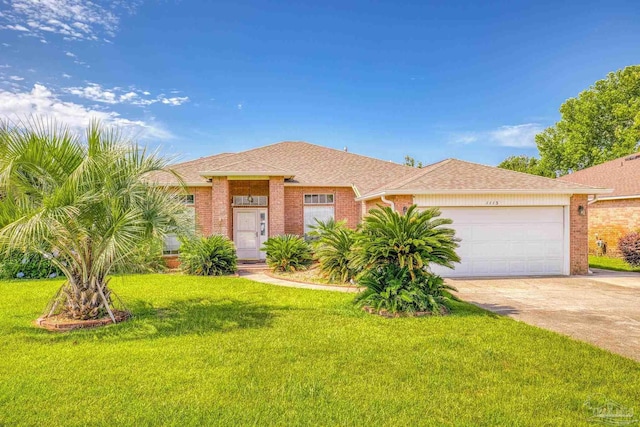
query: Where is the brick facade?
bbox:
[284,186,361,235]
[268,177,286,236]
[189,186,213,236]
[569,194,589,275]
[588,198,640,256]
[211,177,231,238]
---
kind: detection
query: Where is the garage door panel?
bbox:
[429,206,566,277]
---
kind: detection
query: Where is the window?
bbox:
[304,194,334,204]
[232,195,268,206]
[304,206,334,234]
[163,205,196,255]
[162,234,180,255]
[175,194,195,205]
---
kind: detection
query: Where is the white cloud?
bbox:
[9,75,24,81]
[161,96,189,106]
[67,83,118,104]
[448,123,544,148]
[65,51,76,58]
[65,83,189,107]
[237,103,243,110]
[0,65,10,68]
[0,84,173,140]
[62,73,72,78]
[0,0,126,41]
[489,123,543,148]
[450,133,478,145]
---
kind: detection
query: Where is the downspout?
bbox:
[380,195,395,211]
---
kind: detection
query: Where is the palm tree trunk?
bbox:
[62,277,113,320]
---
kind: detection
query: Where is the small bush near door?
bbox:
[179,235,238,276]
[262,235,313,272]
[618,232,640,267]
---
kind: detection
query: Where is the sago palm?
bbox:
[352,205,460,277]
[0,119,188,322]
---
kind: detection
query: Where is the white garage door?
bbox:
[430,206,566,277]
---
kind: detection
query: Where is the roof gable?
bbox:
[558,152,640,198]
[359,158,608,198]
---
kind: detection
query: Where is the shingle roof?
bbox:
[151,141,417,194]
[358,158,608,198]
[558,152,640,198]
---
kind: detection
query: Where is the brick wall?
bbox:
[211,177,232,238]
[284,186,361,235]
[570,194,589,275]
[187,186,213,236]
[269,177,285,236]
[588,198,640,256]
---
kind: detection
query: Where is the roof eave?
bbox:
[199,171,296,179]
[356,187,613,201]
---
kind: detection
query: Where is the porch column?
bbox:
[211,177,232,238]
[269,176,285,237]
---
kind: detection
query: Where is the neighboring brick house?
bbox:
[153,141,607,276]
[559,152,640,257]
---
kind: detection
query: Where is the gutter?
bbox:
[355,187,613,202]
[380,195,395,210]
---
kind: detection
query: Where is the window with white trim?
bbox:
[163,206,196,255]
[175,194,195,205]
[304,193,334,204]
[304,206,335,234]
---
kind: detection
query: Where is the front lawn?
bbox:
[589,255,640,272]
[1,275,638,426]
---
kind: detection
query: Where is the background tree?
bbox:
[0,119,187,322]
[497,155,553,177]
[404,155,423,168]
[536,65,640,176]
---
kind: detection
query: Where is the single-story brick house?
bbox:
[559,152,640,257]
[153,141,608,276]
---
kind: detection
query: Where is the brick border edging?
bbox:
[35,310,131,332]
[263,270,359,290]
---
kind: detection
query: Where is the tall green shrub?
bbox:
[179,235,237,276]
[309,219,357,283]
[0,250,62,279]
[352,205,460,315]
[262,235,313,272]
[352,205,460,277]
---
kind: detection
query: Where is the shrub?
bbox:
[309,219,357,283]
[0,250,63,280]
[351,205,460,277]
[112,238,167,274]
[352,205,460,315]
[355,265,456,315]
[618,232,640,267]
[179,235,238,276]
[262,235,313,272]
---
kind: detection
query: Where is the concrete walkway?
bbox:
[450,272,640,362]
[239,271,361,293]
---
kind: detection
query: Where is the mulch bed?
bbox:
[35,310,131,332]
[362,306,449,317]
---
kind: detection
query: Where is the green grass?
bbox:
[589,255,640,272]
[0,275,638,426]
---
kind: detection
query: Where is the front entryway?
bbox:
[234,208,268,260]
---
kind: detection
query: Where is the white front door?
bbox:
[429,206,567,277]
[234,209,268,260]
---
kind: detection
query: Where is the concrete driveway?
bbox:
[449,269,640,362]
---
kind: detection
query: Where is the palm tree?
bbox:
[0,119,187,322]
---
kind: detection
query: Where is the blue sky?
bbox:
[0,0,639,166]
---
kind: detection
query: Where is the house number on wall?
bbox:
[485,201,499,205]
